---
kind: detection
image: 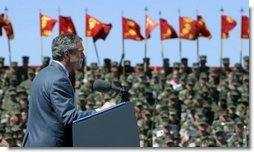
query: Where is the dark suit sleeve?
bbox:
[50,77,96,127]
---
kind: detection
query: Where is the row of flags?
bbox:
[0,13,250,41]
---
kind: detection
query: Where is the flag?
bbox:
[3,16,14,40]
[85,14,112,42]
[221,15,237,39]
[59,15,77,34]
[122,17,144,41]
[241,16,249,39]
[179,16,199,40]
[0,13,4,36]
[160,18,178,40]
[145,15,158,39]
[86,14,103,37]
[197,16,212,39]
[40,13,57,37]
[93,23,112,42]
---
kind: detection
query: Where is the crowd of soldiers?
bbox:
[0,54,250,147]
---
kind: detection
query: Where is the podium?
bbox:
[72,102,140,147]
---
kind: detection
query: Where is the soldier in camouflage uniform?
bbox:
[198,55,210,76]
[227,118,248,147]
[219,57,232,79]
[3,62,21,86]
[39,56,50,71]
[212,126,228,147]
[242,56,249,75]
[18,69,35,94]
[19,56,30,81]
[0,57,6,89]
[188,62,200,82]
[1,90,21,116]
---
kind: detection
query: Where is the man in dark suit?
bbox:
[22,34,114,147]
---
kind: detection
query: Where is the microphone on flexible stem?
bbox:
[93,79,130,102]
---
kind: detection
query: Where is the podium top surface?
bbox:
[73,102,126,124]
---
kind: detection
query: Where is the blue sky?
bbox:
[0,0,250,66]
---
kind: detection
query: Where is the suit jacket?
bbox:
[22,62,96,147]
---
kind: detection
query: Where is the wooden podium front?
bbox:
[72,102,140,147]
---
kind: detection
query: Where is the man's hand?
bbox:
[98,99,116,111]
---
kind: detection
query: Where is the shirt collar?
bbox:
[52,60,69,77]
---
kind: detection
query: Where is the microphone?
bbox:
[93,79,129,94]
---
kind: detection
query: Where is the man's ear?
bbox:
[64,49,69,58]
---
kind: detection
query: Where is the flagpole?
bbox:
[178,9,182,61]
[121,10,126,78]
[92,41,101,65]
[196,10,200,62]
[144,7,148,73]
[84,9,89,75]
[240,8,244,65]
[220,8,224,67]
[159,11,164,63]
[4,7,12,64]
[39,9,44,64]
[58,7,61,34]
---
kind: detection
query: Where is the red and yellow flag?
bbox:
[179,16,199,40]
[3,16,14,40]
[86,14,103,37]
[221,15,237,39]
[59,15,77,34]
[0,13,4,36]
[145,16,158,39]
[241,16,249,39]
[122,17,144,41]
[160,18,178,40]
[40,13,57,37]
[197,16,211,39]
[85,14,112,42]
[93,23,112,42]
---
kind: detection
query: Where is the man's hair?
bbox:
[51,34,82,61]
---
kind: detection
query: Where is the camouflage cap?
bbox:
[199,55,207,61]
[213,126,224,134]
[243,56,249,61]
[143,57,150,63]
[22,56,29,61]
[235,118,243,125]
[163,58,170,65]
[9,90,16,96]
[143,110,151,116]
[19,94,28,100]
[222,57,229,63]
[0,57,5,63]
[181,57,188,63]
[90,62,98,69]
[103,58,111,65]
[234,63,241,69]
[169,94,177,100]
[10,61,18,67]
[111,61,118,67]
[28,69,35,74]
[192,62,199,68]
[4,131,13,140]
[43,56,50,62]
[198,119,208,126]
[165,138,174,144]
[195,108,204,115]
[124,60,131,66]
[173,62,180,68]
[169,110,177,115]
[9,75,18,82]
[227,103,236,109]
